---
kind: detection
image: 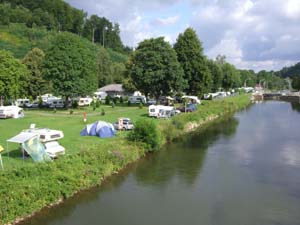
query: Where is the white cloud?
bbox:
[152,15,180,26]
[65,0,300,71]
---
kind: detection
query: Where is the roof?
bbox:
[7,132,38,144]
[98,84,124,92]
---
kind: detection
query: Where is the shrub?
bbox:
[113,97,118,104]
[96,99,100,108]
[127,100,131,106]
[139,102,143,109]
[38,96,43,108]
[120,96,124,104]
[101,108,105,116]
[105,96,110,105]
[72,100,78,109]
[69,110,74,115]
[112,102,115,108]
[127,119,161,151]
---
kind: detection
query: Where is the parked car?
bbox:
[113,118,134,130]
[128,96,147,104]
[24,101,49,108]
[147,99,157,105]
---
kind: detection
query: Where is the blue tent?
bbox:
[80,121,116,138]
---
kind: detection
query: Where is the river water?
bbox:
[21,101,300,225]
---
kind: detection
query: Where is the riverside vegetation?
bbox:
[0,94,251,225]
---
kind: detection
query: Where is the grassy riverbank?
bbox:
[0,94,251,225]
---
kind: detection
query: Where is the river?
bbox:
[20,101,300,225]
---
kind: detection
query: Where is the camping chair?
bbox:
[0,145,4,170]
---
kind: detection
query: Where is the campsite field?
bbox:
[0,104,149,169]
[0,95,251,225]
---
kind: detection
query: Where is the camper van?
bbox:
[47,97,64,108]
[149,105,174,118]
[16,99,30,107]
[0,106,24,119]
[128,95,147,104]
[78,97,93,107]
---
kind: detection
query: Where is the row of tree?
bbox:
[125,28,287,100]
[0,1,130,53]
[0,27,294,105]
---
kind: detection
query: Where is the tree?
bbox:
[96,47,112,87]
[222,63,241,90]
[291,75,300,90]
[0,50,29,100]
[43,32,98,106]
[207,59,223,92]
[239,69,256,87]
[174,27,212,96]
[127,37,186,100]
[22,48,49,98]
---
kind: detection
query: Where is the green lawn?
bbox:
[0,104,149,169]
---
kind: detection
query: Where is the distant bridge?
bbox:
[252,91,300,102]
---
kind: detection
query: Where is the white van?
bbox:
[149,105,174,118]
[78,97,93,107]
[16,98,30,107]
[129,95,147,104]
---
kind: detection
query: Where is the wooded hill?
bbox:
[0,0,131,53]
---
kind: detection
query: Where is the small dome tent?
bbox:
[80,121,116,138]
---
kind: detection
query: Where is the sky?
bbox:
[65,0,300,72]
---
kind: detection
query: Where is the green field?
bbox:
[0,95,251,224]
[0,104,149,169]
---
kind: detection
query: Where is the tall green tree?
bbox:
[43,32,97,106]
[22,48,49,98]
[207,59,223,92]
[127,37,186,100]
[96,47,113,87]
[239,69,256,87]
[222,63,241,90]
[174,27,212,96]
[0,50,29,100]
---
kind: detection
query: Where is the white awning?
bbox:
[7,132,38,144]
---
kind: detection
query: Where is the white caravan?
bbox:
[78,97,93,107]
[0,106,24,119]
[16,99,30,107]
[149,105,174,118]
[47,97,64,108]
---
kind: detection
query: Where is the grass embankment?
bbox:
[0,95,251,225]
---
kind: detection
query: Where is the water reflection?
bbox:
[134,118,239,187]
[290,102,300,113]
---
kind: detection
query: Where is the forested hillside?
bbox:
[0,0,130,53]
[275,63,300,90]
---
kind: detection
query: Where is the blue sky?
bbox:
[65,0,300,72]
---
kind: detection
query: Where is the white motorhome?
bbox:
[129,95,147,104]
[149,105,174,118]
[23,127,65,158]
[26,128,64,142]
[0,106,24,119]
[47,97,64,108]
[16,99,30,107]
[78,97,93,107]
